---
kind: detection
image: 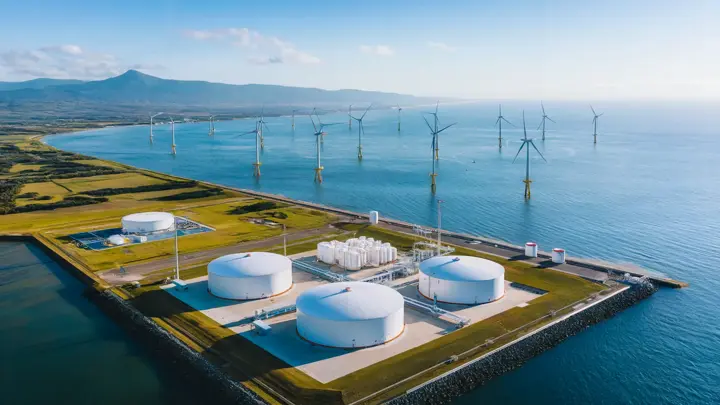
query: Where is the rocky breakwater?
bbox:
[389,283,658,405]
[89,289,267,405]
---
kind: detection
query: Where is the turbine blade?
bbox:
[495,117,501,127]
[547,116,556,123]
[530,140,547,162]
[435,101,439,115]
[598,113,604,117]
[422,116,434,132]
[590,105,597,115]
[502,117,514,127]
[309,115,317,132]
[512,143,526,163]
[361,104,372,119]
[537,119,543,131]
[436,123,456,134]
[541,101,545,115]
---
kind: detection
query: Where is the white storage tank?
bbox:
[525,242,538,258]
[106,235,127,246]
[121,212,175,234]
[552,248,566,264]
[296,281,405,348]
[207,252,292,300]
[419,256,505,305]
[369,210,379,225]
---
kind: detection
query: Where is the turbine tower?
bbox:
[348,105,353,130]
[291,109,299,130]
[495,104,513,149]
[537,102,555,141]
[169,117,176,155]
[309,114,340,183]
[513,111,547,199]
[396,104,403,132]
[208,115,215,137]
[591,106,603,144]
[351,104,372,160]
[149,112,163,143]
[236,120,262,178]
[422,114,455,193]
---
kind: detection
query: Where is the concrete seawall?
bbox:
[387,283,657,405]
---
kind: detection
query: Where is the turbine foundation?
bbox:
[314,166,324,183]
[430,172,438,194]
[524,179,532,199]
[171,145,176,155]
[358,145,363,160]
[253,162,261,178]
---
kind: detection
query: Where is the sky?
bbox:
[0,0,719,100]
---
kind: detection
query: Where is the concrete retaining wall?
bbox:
[388,283,657,405]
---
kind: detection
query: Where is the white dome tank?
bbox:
[296,281,405,348]
[419,256,505,305]
[121,212,175,234]
[207,252,292,300]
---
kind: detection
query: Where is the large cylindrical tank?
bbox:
[121,212,175,234]
[419,256,505,305]
[207,252,292,300]
[296,282,405,348]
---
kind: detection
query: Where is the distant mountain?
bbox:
[0,78,84,91]
[0,70,434,109]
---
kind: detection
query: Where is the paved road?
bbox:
[378,222,610,283]
[100,225,341,284]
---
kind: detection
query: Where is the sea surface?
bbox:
[47,101,720,404]
[0,241,209,405]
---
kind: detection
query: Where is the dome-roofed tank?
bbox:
[207,252,293,300]
[419,256,505,304]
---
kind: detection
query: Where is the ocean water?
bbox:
[0,241,209,405]
[47,101,720,404]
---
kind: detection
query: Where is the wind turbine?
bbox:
[591,106,603,144]
[396,104,403,132]
[208,115,215,137]
[537,102,555,141]
[309,114,340,183]
[348,105,353,130]
[495,104,513,149]
[424,101,443,160]
[422,113,455,193]
[149,112,163,143]
[236,119,262,177]
[513,111,547,199]
[169,117,176,155]
[351,104,372,160]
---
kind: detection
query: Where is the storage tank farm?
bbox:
[317,236,397,270]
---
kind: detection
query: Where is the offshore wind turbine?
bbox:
[422,113,455,193]
[495,104,513,149]
[258,108,269,149]
[208,115,215,137]
[149,112,163,143]
[396,104,403,132]
[309,114,340,183]
[169,117,177,155]
[424,102,443,160]
[591,106,603,144]
[351,104,372,160]
[513,111,547,199]
[537,102,555,141]
[236,119,262,178]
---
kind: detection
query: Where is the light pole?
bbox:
[436,199,444,255]
[282,224,287,256]
[174,215,180,280]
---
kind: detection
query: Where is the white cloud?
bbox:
[427,41,456,52]
[0,45,163,79]
[360,45,395,56]
[184,28,320,65]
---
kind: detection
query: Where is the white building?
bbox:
[418,256,505,305]
[296,281,405,348]
[207,252,293,300]
[121,212,175,234]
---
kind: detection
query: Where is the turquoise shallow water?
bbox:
[47,101,720,404]
[0,241,208,405]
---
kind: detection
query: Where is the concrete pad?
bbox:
[162,269,543,383]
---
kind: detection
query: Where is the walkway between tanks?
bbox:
[100,225,345,285]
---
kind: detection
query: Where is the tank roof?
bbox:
[419,255,504,282]
[208,252,291,278]
[296,281,404,321]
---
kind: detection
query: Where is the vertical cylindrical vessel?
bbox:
[369,210,379,225]
[207,252,293,300]
[525,242,538,258]
[418,256,505,304]
[552,248,566,264]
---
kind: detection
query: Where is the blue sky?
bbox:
[0,0,718,99]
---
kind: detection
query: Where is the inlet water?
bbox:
[0,241,208,405]
[46,101,720,404]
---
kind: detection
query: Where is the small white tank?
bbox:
[369,210,380,225]
[552,248,566,264]
[525,242,538,258]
